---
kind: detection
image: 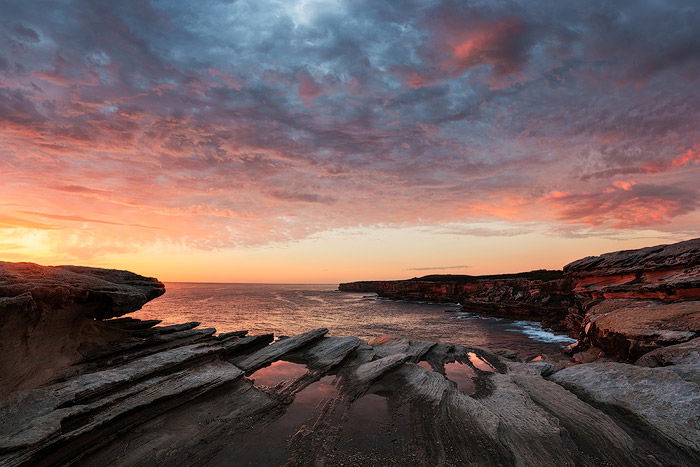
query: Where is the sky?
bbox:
[1,0,699,283]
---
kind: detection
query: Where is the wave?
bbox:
[509,321,577,344]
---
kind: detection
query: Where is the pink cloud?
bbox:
[544,183,698,229]
[396,11,530,89]
[297,70,324,106]
[612,180,636,191]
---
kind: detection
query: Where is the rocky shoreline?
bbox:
[341,238,700,363]
[340,272,577,334]
[1,239,698,466]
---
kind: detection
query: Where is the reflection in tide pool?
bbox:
[444,361,476,395]
[249,360,307,387]
[467,352,497,373]
[207,373,339,466]
[132,283,575,358]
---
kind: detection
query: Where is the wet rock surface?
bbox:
[4,318,698,466]
[1,259,699,466]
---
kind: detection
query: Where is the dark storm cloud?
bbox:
[0,0,699,249]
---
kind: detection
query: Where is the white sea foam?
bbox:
[509,321,577,344]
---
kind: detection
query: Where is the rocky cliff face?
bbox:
[337,280,383,293]
[0,262,165,396]
[340,271,574,332]
[458,278,574,332]
[563,238,700,362]
[564,238,700,300]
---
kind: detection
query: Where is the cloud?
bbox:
[19,211,160,229]
[49,185,113,196]
[268,191,336,204]
[433,225,535,237]
[0,214,57,230]
[0,0,698,259]
[408,265,469,271]
[545,183,699,229]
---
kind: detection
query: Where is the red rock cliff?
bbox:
[563,238,700,362]
[340,271,574,332]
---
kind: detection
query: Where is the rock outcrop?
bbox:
[2,321,698,465]
[550,361,700,464]
[564,238,700,362]
[0,262,165,396]
[564,238,700,300]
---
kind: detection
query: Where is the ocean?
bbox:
[131,282,576,357]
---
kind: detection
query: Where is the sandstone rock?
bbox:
[0,262,165,318]
[579,299,699,360]
[2,257,699,466]
[151,321,201,334]
[220,333,275,356]
[572,346,606,363]
[550,362,700,463]
[368,335,410,357]
[340,271,574,332]
[104,317,162,330]
[287,336,362,371]
[492,348,519,361]
[217,330,249,339]
[0,262,165,396]
[353,353,408,385]
[563,239,700,363]
[3,324,699,466]
[368,335,435,361]
[510,365,645,466]
[79,327,217,369]
[667,363,700,386]
[636,337,700,367]
[564,238,700,300]
[230,328,328,373]
[0,361,242,466]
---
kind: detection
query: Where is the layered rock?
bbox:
[457,277,573,331]
[340,270,573,332]
[564,239,700,362]
[564,238,700,300]
[550,362,700,463]
[636,337,700,367]
[3,323,698,465]
[0,262,165,396]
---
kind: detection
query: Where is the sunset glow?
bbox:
[1,0,699,282]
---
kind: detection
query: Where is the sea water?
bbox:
[131,282,575,357]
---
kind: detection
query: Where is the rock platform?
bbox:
[1,254,698,466]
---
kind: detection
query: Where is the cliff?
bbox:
[0,261,698,465]
[564,238,700,362]
[340,239,700,360]
[338,270,565,294]
[340,270,574,332]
